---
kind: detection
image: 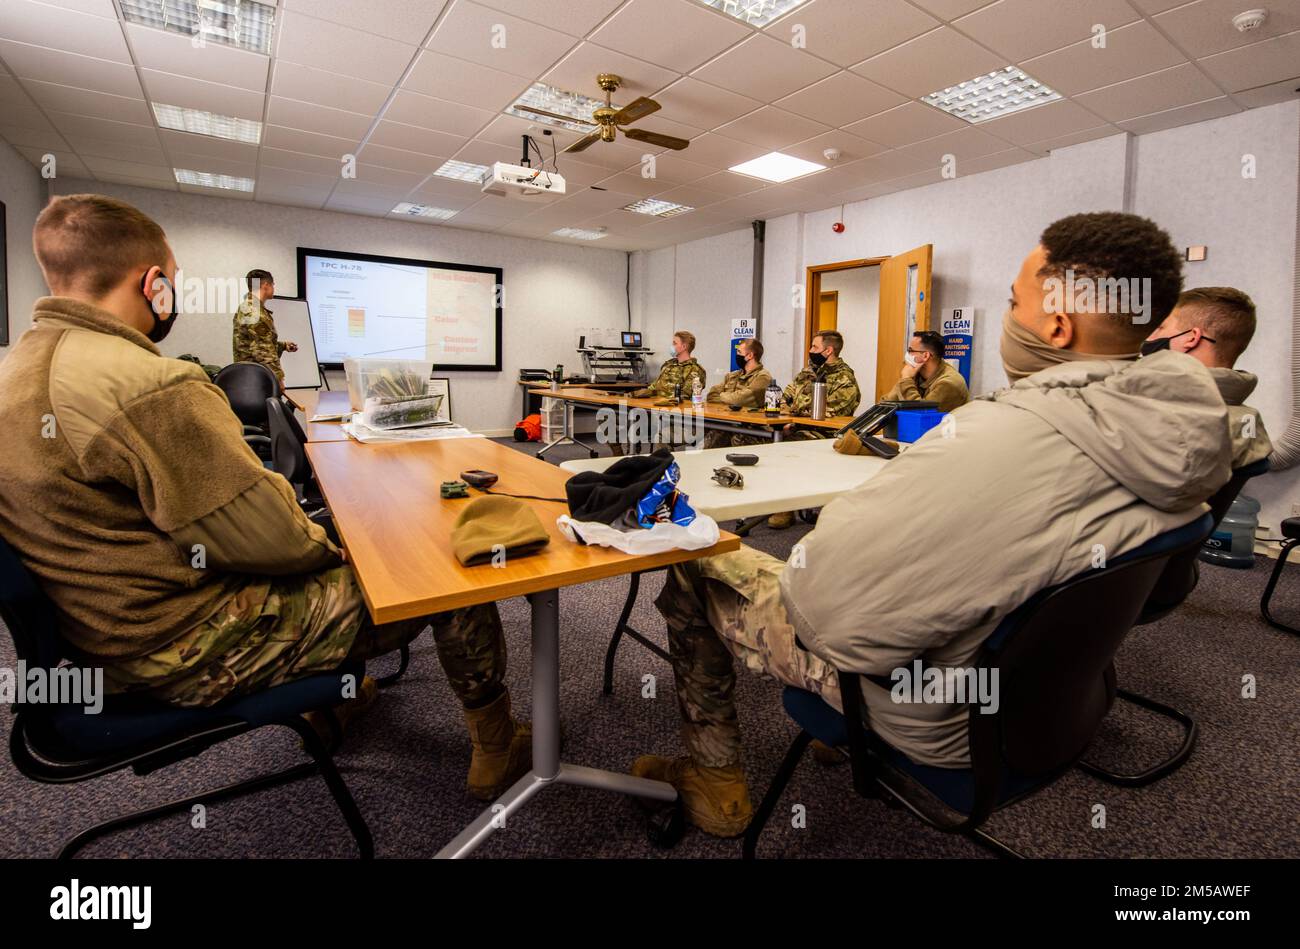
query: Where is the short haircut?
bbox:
[34,194,170,297]
[1038,212,1184,343]
[674,330,696,353]
[246,269,274,292]
[742,338,764,362]
[913,330,944,359]
[1175,286,1257,363]
[814,330,844,355]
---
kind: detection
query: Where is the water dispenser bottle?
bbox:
[1200,493,1260,568]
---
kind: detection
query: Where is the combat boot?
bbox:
[463,690,532,800]
[302,674,378,749]
[767,510,795,530]
[631,755,753,837]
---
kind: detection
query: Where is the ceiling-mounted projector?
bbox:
[481,161,566,198]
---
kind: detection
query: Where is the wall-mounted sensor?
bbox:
[1187,246,1208,262]
[1232,9,1267,32]
[823,148,842,162]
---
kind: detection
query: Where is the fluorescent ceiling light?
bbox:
[434,159,490,183]
[174,168,254,191]
[623,198,694,218]
[506,83,601,134]
[391,203,457,220]
[729,151,825,183]
[553,227,608,240]
[121,0,276,55]
[694,0,809,28]
[154,103,261,144]
[922,66,1061,124]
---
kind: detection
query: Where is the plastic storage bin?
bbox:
[1200,493,1260,568]
[896,409,945,443]
[343,358,434,412]
[540,397,566,443]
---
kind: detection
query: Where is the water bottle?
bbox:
[673,381,682,403]
[691,376,704,408]
[811,380,827,420]
[764,380,781,417]
[552,364,563,391]
[1200,493,1260,568]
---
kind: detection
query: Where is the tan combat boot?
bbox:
[463,691,532,801]
[767,510,795,530]
[631,755,753,837]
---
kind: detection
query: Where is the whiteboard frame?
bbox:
[270,295,323,390]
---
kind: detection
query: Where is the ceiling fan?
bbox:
[516,74,690,154]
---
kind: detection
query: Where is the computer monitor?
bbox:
[621,331,642,349]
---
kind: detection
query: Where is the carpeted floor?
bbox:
[2,437,1298,859]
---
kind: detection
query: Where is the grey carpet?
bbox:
[2,436,1297,858]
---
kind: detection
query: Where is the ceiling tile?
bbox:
[1020,21,1186,96]
[690,33,837,102]
[81,156,175,184]
[977,98,1107,145]
[559,136,646,170]
[255,165,336,189]
[281,0,450,44]
[141,70,265,121]
[21,80,152,125]
[15,145,88,177]
[267,97,375,140]
[774,71,906,127]
[0,94,55,131]
[451,139,523,166]
[384,90,496,137]
[953,0,1139,63]
[1021,124,1119,155]
[713,105,829,149]
[591,171,675,198]
[168,153,257,179]
[62,134,164,164]
[263,124,361,158]
[1127,0,1186,12]
[591,0,751,73]
[425,0,577,78]
[656,131,763,169]
[783,129,887,165]
[48,111,152,144]
[332,178,415,202]
[0,0,130,63]
[276,10,417,86]
[1234,78,1300,109]
[100,173,177,190]
[352,162,433,190]
[478,113,584,152]
[1075,62,1224,123]
[410,176,488,202]
[909,0,999,19]
[256,182,334,207]
[179,181,253,199]
[957,146,1038,176]
[1155,0,1300,59]
[766,0,939,67]
[843,101,965,147]
[325,192,404,213]
[260,147,346,177]
[159,130,260,162]
[553,156,621,185]
[650,183,730,208]
[0,40,142,98]
[473,0,627,37]
[0,125,72,152]
[355,142,447,174]
[403,50,531,111]
[888,125,1007,169]
[270,61,393,115]
[1115,96,1241,135]
[850,26,1006,99]
[621,149,718,183]
[691,170,768,196]
[1197,29,1300,93]
[651,76,763,129]
[541,42,680,101]
[126,24,269,93]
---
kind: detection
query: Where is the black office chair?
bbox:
[214,362,278,461]
[0,534,375,858]
[740,513,1212,859]
[1078,457,1269,787]
[266,395,323,508]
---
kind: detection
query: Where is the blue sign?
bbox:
[731,318,756,371]
[942,307,974,385]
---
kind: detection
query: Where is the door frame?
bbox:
[803,258,888,359]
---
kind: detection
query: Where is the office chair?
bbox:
[1078,457,1269,787]
[214,362,278,461]
[0,533,376,858]
[1261,521,1300,635]
[735,513,1212,859]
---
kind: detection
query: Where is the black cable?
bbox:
[528,136,547,169]
[481,487,568,504]
[626,252,632,329]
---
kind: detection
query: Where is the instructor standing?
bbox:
[233,268,296,384]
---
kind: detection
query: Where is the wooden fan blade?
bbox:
[623,127,690,151]
[565,131,602,153]
[611,96,661,125]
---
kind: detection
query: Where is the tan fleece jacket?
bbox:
[775,351,1231,767]
[1208,367,1271,469]
[0,297,340,661]
[881,358,970,413]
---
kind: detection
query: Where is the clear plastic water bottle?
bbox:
[1200,493,1260,568]
[691,376,704,408]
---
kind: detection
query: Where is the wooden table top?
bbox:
[305,436,740,625]
[528,386,854,431]
[517,380,642,389]
[286,389,352,442]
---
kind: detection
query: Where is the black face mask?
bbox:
[809,351,828,369]
[140,271,179,343]
[1139,328,1214,357]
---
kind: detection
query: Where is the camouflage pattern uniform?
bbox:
[655,546,841,768]
[718,358,862,449]
[634,357,706,400]
[702,363,775,450]
[104,566,504,709]
[233,293,288,384]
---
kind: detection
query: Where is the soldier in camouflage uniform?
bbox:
[232,268,296,385]
[702,338,773,450]
[633,329,706,399]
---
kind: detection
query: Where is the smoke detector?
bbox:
[823,147,842,162]
[1232,9,1267,32]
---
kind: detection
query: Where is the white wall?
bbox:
[43,177,631,434]
[0,140,48,353]
[819,265,880,383]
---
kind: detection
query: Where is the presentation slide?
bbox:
[298,248,502,370]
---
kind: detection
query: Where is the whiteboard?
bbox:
[270,296,322,389]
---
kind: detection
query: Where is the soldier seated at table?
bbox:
[232,268,297,387]
[881,330,970,413]
[0,194,529,803]
[632,330,706,400]
[701,339,773,450]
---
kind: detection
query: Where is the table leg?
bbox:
[436,588,676,858]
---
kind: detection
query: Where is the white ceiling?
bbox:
[1,0,1296,251]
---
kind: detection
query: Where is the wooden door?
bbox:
[875,244,933,401]
[816,291,839,333]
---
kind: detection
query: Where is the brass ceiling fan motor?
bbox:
[517,73,691,155]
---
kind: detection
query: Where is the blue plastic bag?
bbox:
[634,460,697,527]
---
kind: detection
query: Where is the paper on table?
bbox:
[309,412,350,422]
[342,420,483,443]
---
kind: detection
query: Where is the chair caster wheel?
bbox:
[646,801,686,849]
[798,508,820,525]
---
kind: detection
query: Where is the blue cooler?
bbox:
[896,409,945,443]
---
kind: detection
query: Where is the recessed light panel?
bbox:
[694,0,809,28]
[391,203,458,220]
[922,67,1061,124]
[174,168,254,191]
[434,160,490,183]
[121,0,276,55]
[729,151,825,183]
[623,198,694,218]
[553,227,609,240]
[506,83,602,134]
[154,103,262,144]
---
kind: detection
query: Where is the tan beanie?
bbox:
[451,495,550,566]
